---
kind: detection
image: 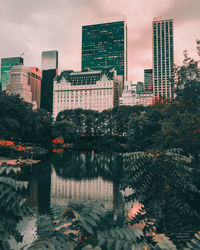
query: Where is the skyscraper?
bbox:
[152,17,174,99]
[144,69,153,93]
[1,57,24,91]
[82,19,127,81]
[40,51,58,113]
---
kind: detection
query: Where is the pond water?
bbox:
[15,151,200,249]
[17,152,133,249]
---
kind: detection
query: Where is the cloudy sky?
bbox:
[0,0,200,82]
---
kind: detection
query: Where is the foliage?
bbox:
[0,165,32,249]
[0,93,52,146]
[121,149,200,246]
[26,202,156,250]
[53,106,145,151]
[183,231,200,249]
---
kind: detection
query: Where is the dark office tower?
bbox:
[136,81,144,94]
[144,69,153,93]
[153,17,174,100]
[40,51,58,113]
[82,19,127,81]
[1,57,24,91]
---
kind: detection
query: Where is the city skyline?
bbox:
[0,0,199,82]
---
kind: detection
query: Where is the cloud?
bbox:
[0,0,199,82]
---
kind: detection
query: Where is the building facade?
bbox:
[6,65,32,104]
[153,17,174,99]
[40,50,58,113]
[144,69,153,93]
[119,81,154,106]
[1,57,24,91]
[53,68,122,118]
[30,67,41,108]
[82,19,127,82]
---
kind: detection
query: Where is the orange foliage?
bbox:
[0,140,26,152]
[52,148,64,154]
[52,137,64,144]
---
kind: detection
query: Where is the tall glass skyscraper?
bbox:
[40,50,58,113]
[153,17,174,99]
[1,57,24,91]
[82,19,127,81]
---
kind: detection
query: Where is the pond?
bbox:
[17,152,134,249]
[14,151,200,249]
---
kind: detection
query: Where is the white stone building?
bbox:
[53,68,123,118]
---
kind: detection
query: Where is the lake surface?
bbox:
[16,151,200,249]
[17,152,130,249]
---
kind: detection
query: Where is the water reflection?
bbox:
[19,152,125,248]
[26,152,124,216]
[51,167,113,208]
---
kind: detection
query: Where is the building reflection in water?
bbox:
[20,153,125,248]
[50,166,114,210]
[27,153,125,218]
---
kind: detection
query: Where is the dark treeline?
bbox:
[0,93,52,147]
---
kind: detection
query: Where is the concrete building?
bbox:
[30,67,41,108]
[1,57,24,91]
[40,50,58,113]
[6,65,40,109]
[82,19,127,82]
[53,68,122,118]
[6,65,32,104]
[119,81,154,106]
[153,17,174,99]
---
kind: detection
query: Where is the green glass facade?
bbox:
[82,20,127,81]
[1,57,24,90]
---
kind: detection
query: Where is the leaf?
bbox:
[153,234,177,250]
[97,233,106,247]
[106,239,114,250]
[85,216,97,227]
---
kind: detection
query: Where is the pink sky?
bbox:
[0,0,199,82]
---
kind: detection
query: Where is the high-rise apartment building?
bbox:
[40,50,58,113]
[82,19,127,82]
[153,17,174,99]
[1,57,24,90]
[144,69,153,93]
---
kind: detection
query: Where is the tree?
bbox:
[121,149,200,247]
